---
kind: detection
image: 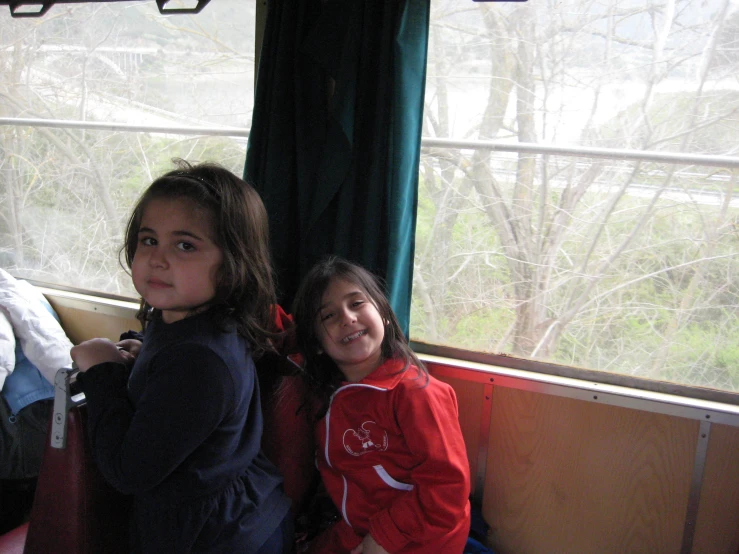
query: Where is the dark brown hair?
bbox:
[122,159,277,357]
[291,256,427,408]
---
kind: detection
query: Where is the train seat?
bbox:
[257,355,320,518]
[258,306,321,518]
[0,367,130,554]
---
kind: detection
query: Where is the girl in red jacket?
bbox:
[292,257,471,554]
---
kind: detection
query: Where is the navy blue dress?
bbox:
[78,310,291,553]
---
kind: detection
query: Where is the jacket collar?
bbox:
[343,357,420,390]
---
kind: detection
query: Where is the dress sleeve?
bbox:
[119,330,144,342]
[367,379,471,552]
[78,343,239,495]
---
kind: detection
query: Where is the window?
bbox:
[0,0,254,296]
[412,1,739,392]
[3,0,738,394]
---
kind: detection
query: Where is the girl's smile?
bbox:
[341,329,368,343]
[315,278,385,382]
[132,197,223,324]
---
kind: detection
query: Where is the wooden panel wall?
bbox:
[693,423,739,553]
[483,387,698,553]
[431,373,485,497]
[44,295,140,345]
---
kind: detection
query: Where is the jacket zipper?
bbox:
[324,383,387,528]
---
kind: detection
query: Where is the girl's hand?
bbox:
[71,338,128,373]
[116,338,142,367]
[350,534,390,554]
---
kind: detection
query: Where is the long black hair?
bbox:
[121,159,277,357]
[291,256,427,409]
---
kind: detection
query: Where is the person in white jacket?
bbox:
[0,269,72,488]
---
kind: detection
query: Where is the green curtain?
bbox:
[245,0,429,335]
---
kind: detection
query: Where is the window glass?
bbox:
[3,0,738,393]
[412,0,739,392]
[0,0,253,296]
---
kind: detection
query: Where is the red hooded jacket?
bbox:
[312,358,471,553]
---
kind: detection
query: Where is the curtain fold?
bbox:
[245,0,430,334]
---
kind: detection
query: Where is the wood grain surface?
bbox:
[483,387,697,554]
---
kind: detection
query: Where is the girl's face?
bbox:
[131,197,223,324]
[315,277,385,382]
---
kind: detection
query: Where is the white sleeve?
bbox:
[0,269,73,385]
[0,310,16,390]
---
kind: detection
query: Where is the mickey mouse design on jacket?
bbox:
[343,421,388,456]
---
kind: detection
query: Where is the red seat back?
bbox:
[0,522,28,554]
[23,404,130,554]
[260,371,319,517]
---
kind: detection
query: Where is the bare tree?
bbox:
[0,1,253,294]
[414,0,739,389]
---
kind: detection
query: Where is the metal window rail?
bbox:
[0,117,251,138]
[3,117,739,168]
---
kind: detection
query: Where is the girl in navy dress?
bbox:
[71,160,293,553]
